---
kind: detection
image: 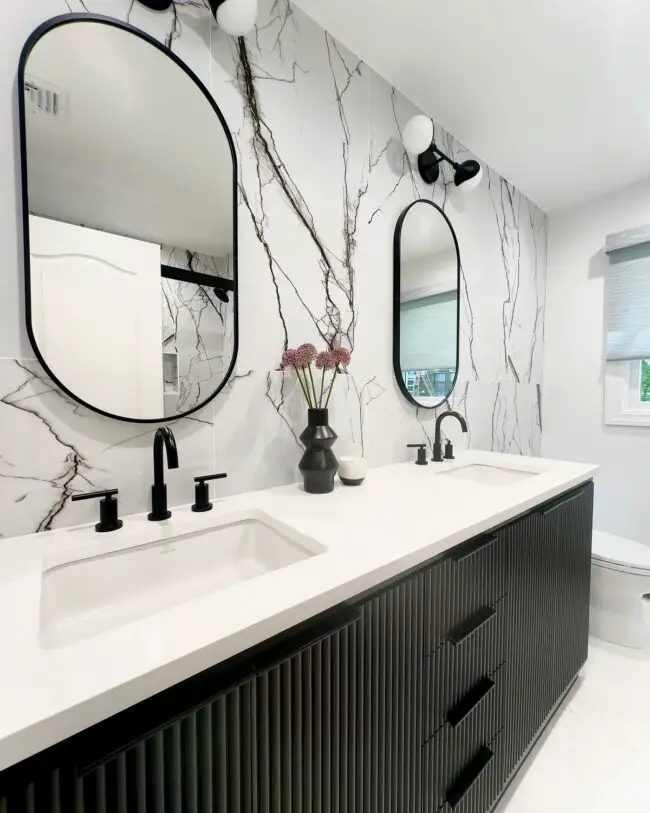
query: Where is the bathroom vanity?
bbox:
[0,452,595,813]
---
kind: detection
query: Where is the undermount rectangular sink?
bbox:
[40,513,325,649]
[440,464,540,487]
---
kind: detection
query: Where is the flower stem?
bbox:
[324,368,339,408]
[294,366,312,407]
[307,363,318,408]
[318,368,325,408]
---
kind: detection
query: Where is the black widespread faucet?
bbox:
[433,410,468,462]
[148,426,179,521]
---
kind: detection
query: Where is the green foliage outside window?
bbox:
[641,360,650,402]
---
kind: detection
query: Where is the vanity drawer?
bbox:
[422,664,507,812]
[426,530,508,655]
[435,729,507,813]
[424,594,508,741]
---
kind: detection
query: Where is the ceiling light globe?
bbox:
[402,115,434,155]
[216,0,258,36]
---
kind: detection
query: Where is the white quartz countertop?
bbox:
[0,450,597,772]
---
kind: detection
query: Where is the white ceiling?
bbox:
[25,21,233,257]
[292,0,650,211]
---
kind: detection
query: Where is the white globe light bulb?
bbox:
[217,0,258,36]
[402,115,433,155]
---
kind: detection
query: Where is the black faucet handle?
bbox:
[71,489,123,533]
[192,473,228,512]
[444,439,455,460]
[194,473,228,484]
[407,444,428,466]
[71,488,118,502]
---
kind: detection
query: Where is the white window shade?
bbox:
[400,291,457,370]
[605,225,650,361]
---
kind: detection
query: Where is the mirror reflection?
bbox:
[394,200,460,408]
[21,18,237,421]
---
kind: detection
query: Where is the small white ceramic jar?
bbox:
[338,456,366,486]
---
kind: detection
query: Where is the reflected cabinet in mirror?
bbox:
[393,200,460,408]
[18,15,238,422]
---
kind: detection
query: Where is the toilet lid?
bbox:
[592,530,650,572]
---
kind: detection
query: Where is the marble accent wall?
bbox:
[0,0,546,538]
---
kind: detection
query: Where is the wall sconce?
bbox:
[137,0,258,36]
[402,115,483,191]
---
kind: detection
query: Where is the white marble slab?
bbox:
[0,0,547,538]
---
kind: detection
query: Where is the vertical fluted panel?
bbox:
[502,483,593,784]
[249,616,362,813]
[359,557,443,813]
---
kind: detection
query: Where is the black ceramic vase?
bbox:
[299,408,338,494]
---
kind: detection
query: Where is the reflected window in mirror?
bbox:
[19,15,238,423]
[393,200,460,408]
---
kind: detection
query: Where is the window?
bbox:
[404,368,455,399]
[604,359,650,426]
[603,224,650,426]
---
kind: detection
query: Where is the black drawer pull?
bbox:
[446,745,494,809]
[447,605,496,646]
[539,487,585,517]
[451,533,497,563]
[446,676,495,728]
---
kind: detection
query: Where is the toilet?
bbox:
[590,531,650,649]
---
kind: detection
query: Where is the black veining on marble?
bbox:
[366,88,418,225]
[235,28,361,353]
[0,362,95,532]
[489,172,523,383]
[525,205,545,384]
[265,373,303,449]
[491,382,505,453]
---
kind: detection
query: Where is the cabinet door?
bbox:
[502,510,552,774]
[0,613,361,813]
[251,612,362,813]
[360,559,446,813]
[503,482,594,777]
[540,482,594,702]
[0,675,257,813]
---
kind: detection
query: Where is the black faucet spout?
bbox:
[149,426,179,521]
[433,410,468,462]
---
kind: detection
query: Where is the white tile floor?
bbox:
[497,638,650,813]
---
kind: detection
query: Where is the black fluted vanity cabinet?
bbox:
[0,482,593,813]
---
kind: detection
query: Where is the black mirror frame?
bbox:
[17,13,239,424]
[393,199,461,409]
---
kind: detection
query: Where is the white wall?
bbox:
[543,176,650,540]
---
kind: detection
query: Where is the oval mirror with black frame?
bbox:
[18,14,238,423]
[393,199,460,408]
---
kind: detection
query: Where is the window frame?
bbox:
[604,359,650,426]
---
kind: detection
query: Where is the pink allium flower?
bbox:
[297,343,317,364]
[315,351,335,370]
[281,348,297,368]
[293,345,313,369]
[332,347,352,367]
